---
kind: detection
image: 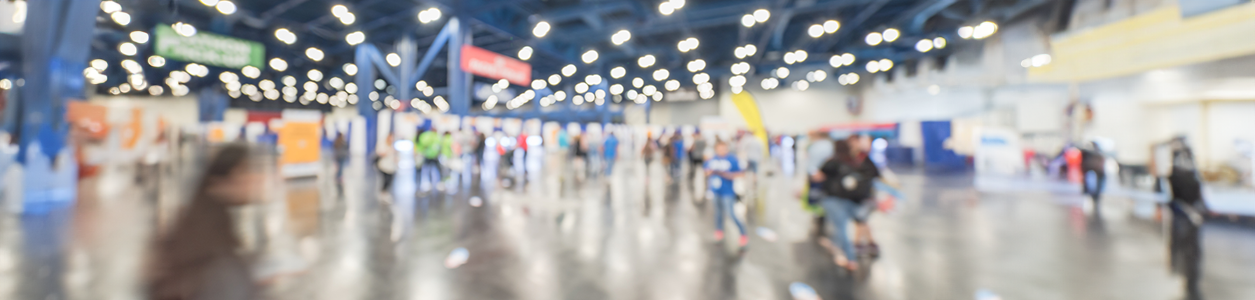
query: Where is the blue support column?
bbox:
[448,18,472,115]
[16,0,100,213]
[355,44,380,156]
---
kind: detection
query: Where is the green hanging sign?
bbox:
[153,24,265,69]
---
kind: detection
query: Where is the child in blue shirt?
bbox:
[705,141,747,246]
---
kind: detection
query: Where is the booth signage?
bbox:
[460,45,531,86]
[154,24,265,69]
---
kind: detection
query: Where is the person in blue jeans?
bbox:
[816,138,897,271]
[705,141,748,246]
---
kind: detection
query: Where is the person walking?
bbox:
[377,135,398,191]
[1154,137,1208,299]
[816,139,893,271]
[415,130,442,191]
[688,131,707,181]
[706,141,748,247]
[604,132,620,175]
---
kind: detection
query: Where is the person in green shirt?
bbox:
[415,130,441,191]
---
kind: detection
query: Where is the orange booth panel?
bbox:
[278,122,321,164]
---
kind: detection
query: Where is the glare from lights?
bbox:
[216,1,237,15]
[581,50,599,64]
[866,32,882,46]
[611,30,632,45]
[626,89,638,100]
[659,2,675,16]
[808,25,823,38]
[172,22,197,37]
[928,84,941,95]
[283,76,296,87]
[345,82,358,93]
[829,55,843,68]
[811,70,827,82]
[219,71,238,83]
[308,69,324,81]
[584,74,602,85]
[795,50,808,62]
[386,53,401,67]
[934,37,947,49]
[842,53,856,65]
[118,43,137,56]
[548,74,561,85]
[343,63,358,76]
[572,95,585,105]
[562,64,577,77]
[728,75,746,87]
[652,69,670,81]
[775,67,790,79]
[730,62,751,75]
[101,1,122,13]
[518,46,533,61]
[686,59,706,72]
[879,59,893,72]
[784,52,797,65]
[824,20,840,33]
[305,47,325,61]
[554,90,567,101]
[417,8,442,24]
[761,77,779,90]
[753,9,770,23]
[916,39,934,52]
[610,66,626,79]
[90,59,108,71]
[632,77,644,88]
[882,28,900,42]
[130,31,149,44]
[111,12,131,26]
[148,56,165,67]
[638,55,656,68]
[973,21,998,39]
[692,73,710,84]
[270,58,288,71]
[337,12,356,25]
[121,60,142,73]
[330,77,344,89]
[259,79,276,91]
[575,82,589,94]
[652,92,663,102]
[744,44,757,56]
[346,31,366,45]
[741,14,756,27]
[610,84,624,95]
[1029,54,1053,67]
[642,85,657,95]
[531,79,547,90]
[677,37,699,53]
[664,80,680,91]
[275,28,297,44]
[958,26,974,39]
[866,61,880,73]
[793,80,809,91]
[533,21,551,38]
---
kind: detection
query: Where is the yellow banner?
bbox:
[730,91,769,150]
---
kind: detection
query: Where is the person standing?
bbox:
[705,141,747,247]
[805,130,835,237]
[604,132,620,175]
[1154,137,1208,298]
[376,135,398,191]
[670,133,685,180]
[1080,141,1106,204]
[817,139,891,271]
[688,131,707,180]
[415,130,442,191]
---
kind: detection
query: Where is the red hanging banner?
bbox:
[460,45,532,86]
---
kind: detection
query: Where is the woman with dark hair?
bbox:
[147,143,263,300]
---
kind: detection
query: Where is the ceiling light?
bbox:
[793,80,809,91]
[562,64,577,77]
[744,44,757,56]
[664,80,680,91]
[808,24,823,38]
[693,73,709,84]
[812,70,827,82]
[148,56,165,67]
[101,1,122,13]
[531,79,547,90]
[753,9,770,23]
[259,79,275,91]
[242,66,260,78]
[90,59,108,71]
[611,30,631,45]
[548,74,561,85]
[173,22,197,37]
[575,82,589,94]
[343,63,357,76]
[824,20,840,33]
[270,58,288,72]
[865,32,882,46]
[111,12,131,26]
[775,67,789,78]
[659,2,675,15]
[638,55,656,68]
[306,47,324,61]
[338,12,356,25]
[533,21,551,38]
[275,28,297,44]
[879,59,893,71]
[610,66,626,79]
[283,76,297,86]
[934,37,947,49]
[308,69,323,81]
[130,31,149,43]
[883,28,900,42]
[973,21,998,39]
[829,55,842,68]
[958,26,974,39]
[518,46,533,61]
[582,50,599,64]
[216,1,236,15]
[642,85,657,95]
[761,78,778,90]
[842,53,856,66]
[632,77,644,88]
[794,50,807,62]
[687,59,706,72]
[784,52,796,65]
[346,31,365,45]
[847,73,860,84]
[610,84,624,95]
[741,15,755,27]
[728,75,746,87]
[585,74,602,85]
[652,69,669,81]
[916,39,934,52]
[866,61,880,73]
[386,53,401,67]
[331,4,348,17]
[118,43,137,56]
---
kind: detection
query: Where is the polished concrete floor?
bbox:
[3,152,1255,300]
